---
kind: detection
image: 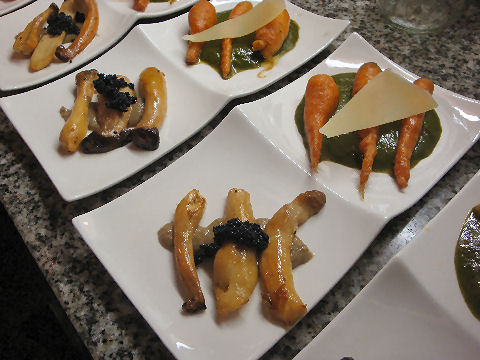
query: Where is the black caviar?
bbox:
[74,11,86,23]
[93,73,136,112]
[194,243,220,266]
[46,12,80,36]
[194,218,269,265]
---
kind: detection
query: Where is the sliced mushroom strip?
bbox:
[132,67,167,151]
[13,3,59,56]
[30,0,76,71]
[260,190,326,325]
[213,188,259,317]
[56,0,99,62]
[59,69,98,152]
[174,189,207,313]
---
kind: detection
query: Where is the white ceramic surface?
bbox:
[72,34,480,360]
[294,171,480,360]
[0,0,349,201]
[0,0,34,16]
[73,109,386,360]
[0,0,196,91]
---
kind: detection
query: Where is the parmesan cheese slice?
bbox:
[319,69,438,138]
[182,0,285,42]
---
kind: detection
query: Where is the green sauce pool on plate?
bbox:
[295,72,442,174]
[455,205,480,321]
[199,10,299,78]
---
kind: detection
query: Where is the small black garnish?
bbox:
[93,73,136,112]
[74,11,86,23]
[194,243,220,266]
[214,218,269,251]
[193,219,269,266]
[46,12,80,36]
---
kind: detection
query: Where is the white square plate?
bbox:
[0,0,349,200]
[294,171,480,360]
[0,0,34,16]
[73,33,480,360]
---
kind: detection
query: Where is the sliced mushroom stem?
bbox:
[174,189,207,313]
[13,3,59,56]
[213,188,258,317]
[55,0,99,62]
[132,67,167,150]
[260,190,326,325]
[30,0,76,71]
[59,69,98,152]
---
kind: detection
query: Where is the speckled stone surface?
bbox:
[0,1,479,359]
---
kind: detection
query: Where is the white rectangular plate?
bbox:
[0,0,34,16]
[0,0,349,200]
[73,33,480,360]
[294,171,480,360]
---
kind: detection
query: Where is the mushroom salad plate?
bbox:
[72,33,480,360]
[0,0,197,91]
[294,171,480,360]
[0,0,349,201]
[0,0,35,17]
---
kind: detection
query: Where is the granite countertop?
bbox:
[1,1,479,359]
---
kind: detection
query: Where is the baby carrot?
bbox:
[220,1,252,79]
[303,74,339,172]
[352,62,382,198]
[394,78,434,189]
[252,9,290,59]
[186,0,216,65]
[133,0,149,12]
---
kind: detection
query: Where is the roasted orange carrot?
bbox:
[220,1,252,79]
[394,77,434,189]
[303,74,339,172]
[186,0,216,65]
[133,0,149,12]
[252,9,290,59]
[352,62,382,198]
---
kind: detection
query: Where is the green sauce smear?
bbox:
[295,72,442,174]
[199,10,299,78]
[455,205,480,321]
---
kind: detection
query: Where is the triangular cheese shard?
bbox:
[319,69,438,137]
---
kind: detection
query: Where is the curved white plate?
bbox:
[0,0,196,91]
[242,32,480,219]
[0,0,34,16]
[0,0,349,201]
[294,171,480,360]
[72,34,480,360]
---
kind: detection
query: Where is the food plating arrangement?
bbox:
[0,0,479,359]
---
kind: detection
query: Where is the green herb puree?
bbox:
[455,205,480,321]
[294,72,442,174]
[199,10,299,78]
